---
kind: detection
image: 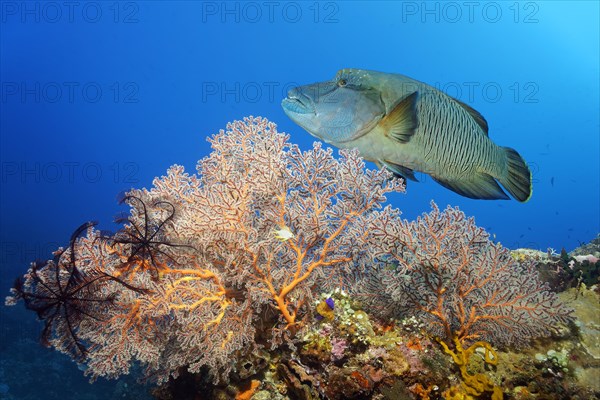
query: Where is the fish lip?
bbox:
[282,92,315,115]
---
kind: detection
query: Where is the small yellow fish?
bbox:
[274,226,295,241]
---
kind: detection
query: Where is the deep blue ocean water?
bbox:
[0,2,598,399]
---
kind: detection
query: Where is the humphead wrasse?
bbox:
[281,69,532,202]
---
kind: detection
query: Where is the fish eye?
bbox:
[338,78,347,87]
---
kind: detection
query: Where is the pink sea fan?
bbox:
[352,202,574,348]
[7,116,405,384]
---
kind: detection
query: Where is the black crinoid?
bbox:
[10,221,148,362]
[109,193,195,280]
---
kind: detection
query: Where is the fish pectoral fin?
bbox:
[380,91,419,143]
[380,160,419,182]
[453,98,489,135]
[431,173,509,200]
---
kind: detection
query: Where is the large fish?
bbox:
[281,69,532,202]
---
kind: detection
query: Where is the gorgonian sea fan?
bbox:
[7,117,406,383]
[353,202,573,347]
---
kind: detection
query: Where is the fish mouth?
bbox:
[281,90,315,115]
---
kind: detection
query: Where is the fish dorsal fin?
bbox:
[453,98,489,135]
[380,160,419,182]
[380,91,419,143]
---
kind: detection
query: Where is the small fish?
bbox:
[282,69,532,202]
[274,225,295,241]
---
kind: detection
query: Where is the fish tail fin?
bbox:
[498,147,532,202]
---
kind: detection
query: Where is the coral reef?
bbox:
[560,286,600,362]
[513,242,600,292]
[6,117,597,399]
[570,234,600,259]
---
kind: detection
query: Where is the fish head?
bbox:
[282,69,386,144]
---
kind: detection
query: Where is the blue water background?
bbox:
[0,2,598,398]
